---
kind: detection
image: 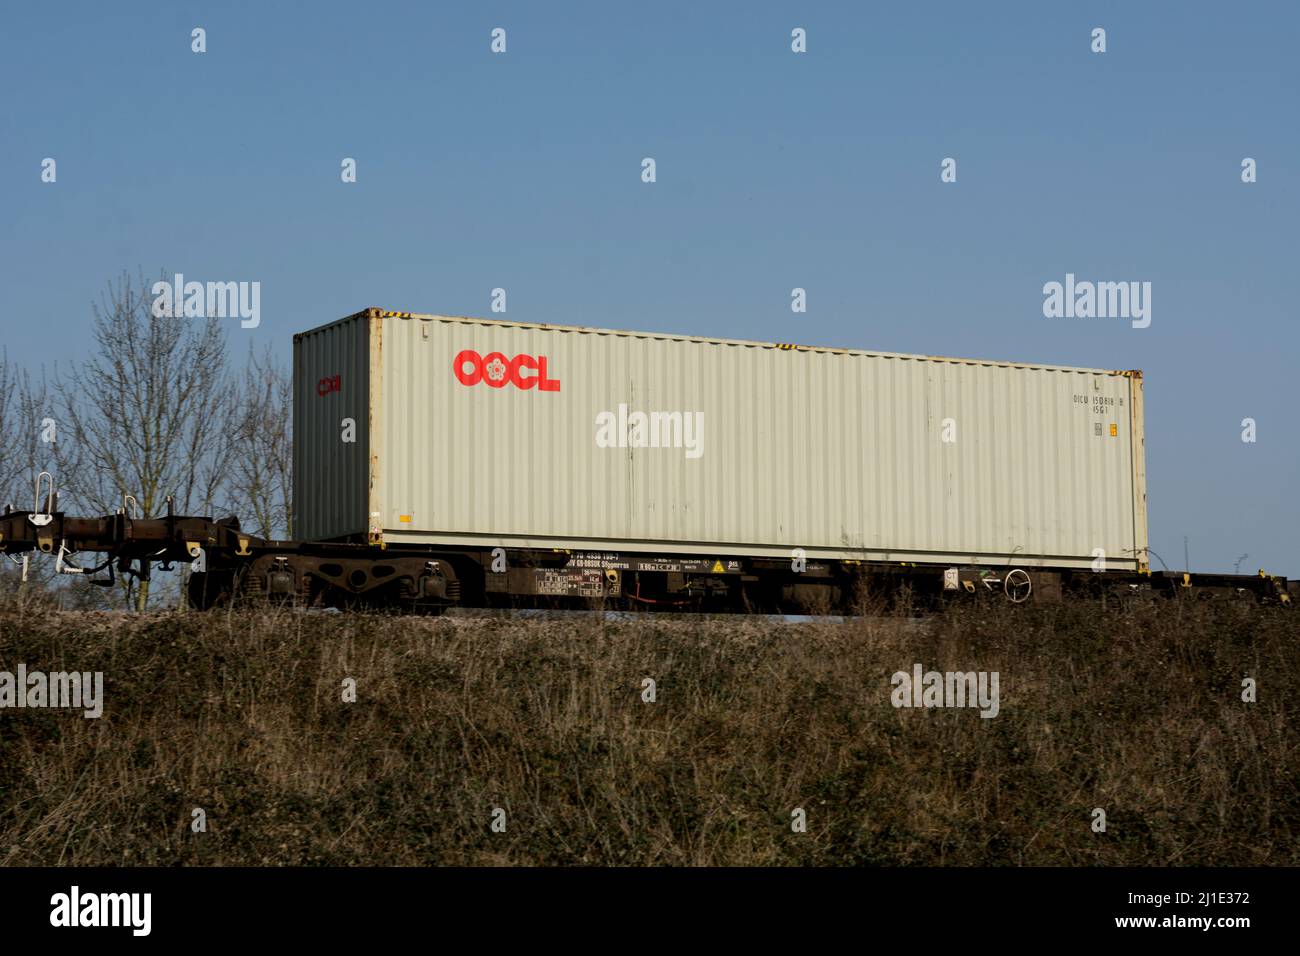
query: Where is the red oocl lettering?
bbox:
[481,352,511,388]
[535,356,560,392]
[452,350,560,392]
[510,354,537,390]
[453,350,483,386]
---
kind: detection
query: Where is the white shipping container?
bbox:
[293,309,1148,571]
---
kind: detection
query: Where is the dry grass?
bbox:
[0,593,1295,866]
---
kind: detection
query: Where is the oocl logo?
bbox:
[453,350,560,392]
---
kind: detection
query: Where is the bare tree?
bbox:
[0,354,62,596]
[0,354,53,507]
[228,345,293,539]
[0,352,25,508]
[53,272,236,610]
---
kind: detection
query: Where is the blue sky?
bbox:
[1,1,1296,574]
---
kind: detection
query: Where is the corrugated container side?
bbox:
[320,312,1150,571]
[1128,372,1149,565]
[292,314,371,541]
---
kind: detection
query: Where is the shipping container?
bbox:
[293,309,1148,572]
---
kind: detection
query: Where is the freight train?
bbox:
[1,309,1293,612]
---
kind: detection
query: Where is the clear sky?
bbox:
[1,1,1296,574]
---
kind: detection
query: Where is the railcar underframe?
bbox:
[1,496,1293,613]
